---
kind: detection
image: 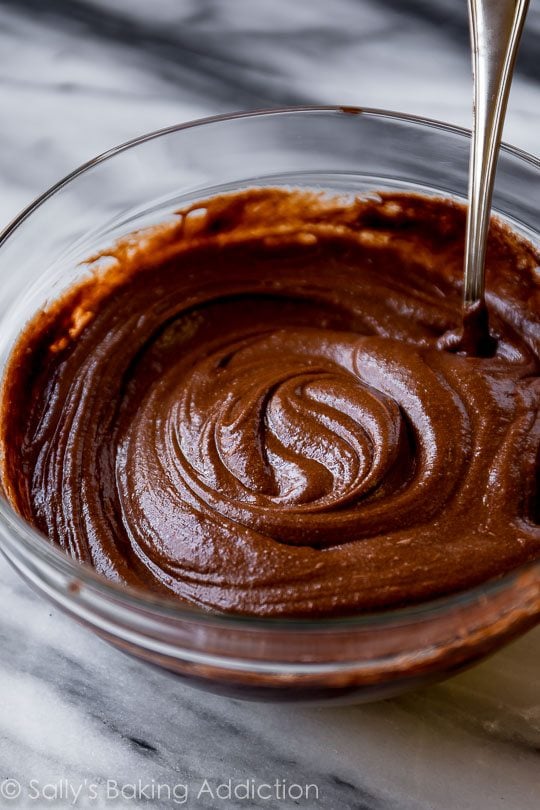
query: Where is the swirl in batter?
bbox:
[1,190,539,616]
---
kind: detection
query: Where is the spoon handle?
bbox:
[464,0,529,306]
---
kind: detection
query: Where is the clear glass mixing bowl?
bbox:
[0,107,538,704]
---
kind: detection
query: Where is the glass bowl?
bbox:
[0,107,538,704]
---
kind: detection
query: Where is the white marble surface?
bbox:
[0,1,539,808]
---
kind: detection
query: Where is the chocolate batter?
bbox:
[1,189,539,617]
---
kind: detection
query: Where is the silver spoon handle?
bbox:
[464,0,529,306]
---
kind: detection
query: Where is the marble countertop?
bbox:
[0,1,539,808]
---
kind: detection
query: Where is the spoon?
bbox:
[455,0,530,355]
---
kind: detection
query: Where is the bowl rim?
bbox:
[0,104,538,631]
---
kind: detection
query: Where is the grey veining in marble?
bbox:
[0,1,539,808]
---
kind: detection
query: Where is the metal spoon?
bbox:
[458,0,530,355]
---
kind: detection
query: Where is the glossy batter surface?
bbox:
[1,190,539,616]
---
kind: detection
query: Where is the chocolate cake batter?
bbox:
[1,189,539,617]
